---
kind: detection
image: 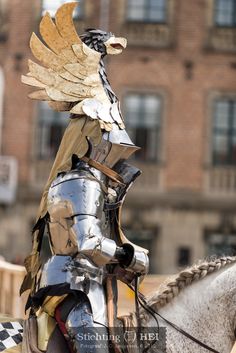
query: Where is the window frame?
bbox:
[126,0,167,24]
[205,230,236,257]
[214,0,236,28]
[124,227,158,274]
[177,247,191,267]
[123,92,163,163]
[212,98,236,166]
[37,102,69,160]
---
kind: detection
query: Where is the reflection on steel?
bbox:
[65,293,108,351]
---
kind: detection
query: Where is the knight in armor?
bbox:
[20,2,149,352]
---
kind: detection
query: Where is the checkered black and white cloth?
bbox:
[0,321,23,351]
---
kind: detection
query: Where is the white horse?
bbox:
[124,256,236,353]
[1,257,236,353]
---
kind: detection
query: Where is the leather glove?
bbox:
[115,244,149,275]
[115,243,134,267]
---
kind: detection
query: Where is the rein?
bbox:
[131,280,220,353]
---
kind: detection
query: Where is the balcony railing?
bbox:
[206,27,236,52]
[0,260,26,318]
[206,166,236,195]
[121,22,173,48]
[129,162,162,195]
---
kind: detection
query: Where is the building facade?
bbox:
[0,0,236,273]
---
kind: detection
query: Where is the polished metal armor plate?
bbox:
[40,255,108,326]
[48,172,104,218]
[40,255,72,288]
[47,167,117,264]
[89,126,140,168]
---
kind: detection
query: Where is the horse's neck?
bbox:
[151,263,236,353]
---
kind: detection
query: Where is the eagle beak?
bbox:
[104,37,127,55]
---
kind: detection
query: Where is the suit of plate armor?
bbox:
[21,4,149,352]
[38,126,149,352]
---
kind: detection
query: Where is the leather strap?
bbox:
[81,157,125,185]
[106,276,123,353]
[104,201,123,210]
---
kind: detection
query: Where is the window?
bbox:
[125,228,157,273]
[177,247,191,267]
[212,99,236,165]
[214,0,236,27]
[124,93,162,162]
[42,0,83,18]
[127,0,167,23]
[37,102,68,159]
[206,232,236,256]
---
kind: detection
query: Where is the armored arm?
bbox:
[47,167,117,266]
[72,214,117,266]
[47,164,148,274]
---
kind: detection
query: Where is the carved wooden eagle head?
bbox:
[80,28,127,56]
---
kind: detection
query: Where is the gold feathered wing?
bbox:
[21,2,124,131]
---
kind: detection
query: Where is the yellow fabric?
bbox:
[4,344,22,353]
[37,116,102,219]
[37,312,56,351]
[41,295,68,317]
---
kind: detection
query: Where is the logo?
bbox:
[124,330,136,344]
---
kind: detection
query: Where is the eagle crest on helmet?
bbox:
[21,1,127,131]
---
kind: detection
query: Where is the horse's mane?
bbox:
[121,256,236,332]
[145,256,236,311]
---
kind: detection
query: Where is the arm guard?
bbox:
[72,215,116,266]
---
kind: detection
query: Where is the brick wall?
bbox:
[1,0,236,193]
[0,0,236,269]
[1,0,35,183]
[108,0,236,193]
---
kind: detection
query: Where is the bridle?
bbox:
[131,278,220,353]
